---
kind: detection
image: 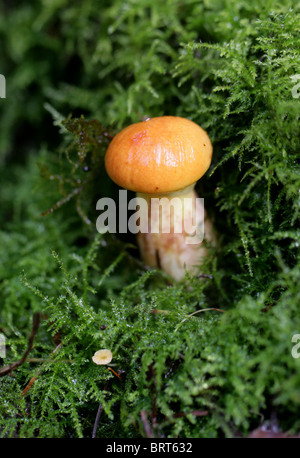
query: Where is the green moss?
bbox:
[0,0,299,438]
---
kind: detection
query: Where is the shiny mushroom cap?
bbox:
[92,349,113,365]
[104,116,213,194]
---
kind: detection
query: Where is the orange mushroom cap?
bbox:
[104,116,213,194]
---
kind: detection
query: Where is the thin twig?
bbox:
[21,342,62,396]
[0,313,40,377]
[107,366,122,380]
[140,411,154,438]
[21,377,37,396]
[26,358,74,363]
[172,409,209,418]
[92,403,103,438]
[175,308,225,332]
[92,381,109,438]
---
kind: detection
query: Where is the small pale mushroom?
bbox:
[104,116,215,281]
[92,349,113,365]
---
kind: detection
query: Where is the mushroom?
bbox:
[92,349,113,365]
[104,116,215,281]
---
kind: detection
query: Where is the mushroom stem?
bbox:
[136,184,214,281]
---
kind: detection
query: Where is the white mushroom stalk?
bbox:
[135,185,214,281]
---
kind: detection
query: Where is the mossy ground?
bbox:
[0,0,299,438]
